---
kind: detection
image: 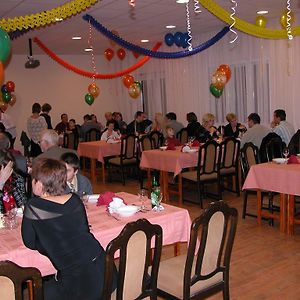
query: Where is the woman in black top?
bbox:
[223,113,247,138]
[22,158,116,300]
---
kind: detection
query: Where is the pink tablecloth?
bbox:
[140,148,198,176]
[243,162,300,196]
[77,140,121,163]
[0,192,191,276]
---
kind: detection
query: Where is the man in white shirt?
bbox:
[0,110,17,147]
[241,113,270,148]
[271,109,295,145]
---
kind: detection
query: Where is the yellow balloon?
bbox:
[255,16,267,28]
[280,10,294,29]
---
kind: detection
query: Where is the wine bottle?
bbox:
[151,176,160,208]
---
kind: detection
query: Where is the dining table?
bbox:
[0,192,191,276]
[242,160,300,234]
[77,140,121,184]
[140,147,199,204]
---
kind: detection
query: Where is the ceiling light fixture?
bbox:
[166,25,176,29]
[176,0,189,3]
[141,39,149,43]
[256,10,268,15]
[55,17,63,21]
[84,48,93,52]
[72,36,82,40]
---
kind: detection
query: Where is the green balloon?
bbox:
[85,93,94,105]
[2,92,12,103]
[0,28,11,62]
[209,84,223,98]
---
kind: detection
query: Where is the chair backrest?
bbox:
[265,137,285,161]
[0,260,43,300]
[139,135,154,152]
[288,129,300,155]
[240,142,260,183]
[197,140,220,177]
[84,128,101,142]
[259,132,283,162]
[149,131,163,149]
[63,132,79,150]
[177,128,189,145]
[120,134,138,161]
[183,201,238,299]
[102,219,163,300]
[220,137,241,170]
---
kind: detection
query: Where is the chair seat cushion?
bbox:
[220,167,236,175]
[157,255,223,298]
[109,157,137,165]
[181,171,218,182]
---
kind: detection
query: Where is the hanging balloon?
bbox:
[6,81,15,92]
[85,93,94,105]
[210,84,223,98]
[128,83,141,99]
[0,62,3,84]
[9,94,16,106]
[255,16,267,28]
[88,83,100,98]
[164,33,174,47]
[0,28,11,63]
[134,80,142,89]
[110,30,119,47]
[117,48,126,60]
[104,48,114,61]
[2,91,12,103]
[174,32,183,47]
[132,51,140,59]
[217,64,231,81]
[122,74,135,88]
[0,101,8,112]
[280,10,295,29]
[1,84,8,93]
[181,32,189,48]
[212,71,227,90]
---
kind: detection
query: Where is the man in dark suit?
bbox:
[61,152,93,195]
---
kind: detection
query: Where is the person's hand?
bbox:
[210,127,217,135]
[270,121,277,128]
[0,161,13,189]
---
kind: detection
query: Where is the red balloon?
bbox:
[6,81,15,92]
[217,64,231,81]
[104,48,114,61]
[117,48,126,60]
[122,74,135,88]
[132,51,140,59]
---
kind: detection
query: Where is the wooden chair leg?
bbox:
[242,190,248,219]
[287,195,295,235]
[27,280,33,300]
[178,175,183,207]
[197,182,203,209]
[235,174,240,196]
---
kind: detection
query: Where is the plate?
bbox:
[185,148,198,153]
[159,146,167,151]
[87,194,100,203]
[297,153,300,157]
[116,205,139,217]
[107,139,120,144]
[272,158,287,164]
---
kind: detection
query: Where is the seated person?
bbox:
[165,112,184,137]
[202,113,218,139]
[223,113,247,138]
[101,120,121,142]
[127,111,147,135]
[0,150,27,214]
[113,112,127,134]
[165,126,181,146]
[61,152,93,195]
[79,114,102,141]
[55,113,69,134]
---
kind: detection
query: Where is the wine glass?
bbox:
[188,136,195,147]
[153,193,164,212]
[283,147,289,161]
[137,189,148,211]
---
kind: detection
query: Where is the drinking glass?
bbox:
[283,147,289,160]
[188,136,195,147]
[153,193,164,212]
[5,203,18,230]
[137,189,148,211]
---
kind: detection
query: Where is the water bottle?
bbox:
[151,176,161,208]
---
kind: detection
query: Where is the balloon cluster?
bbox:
[0,81,16,108]
[84,83,100,105]
[122,74,142,99]
[104,48,126,61]
[164,32,190,48]
[0,28,12,84]
[255,10,295,29]
[210,65,231,98]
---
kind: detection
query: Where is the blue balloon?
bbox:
[174,32,183,47]
[1,84,8,93]
[182,32,189,48]
[164,33,174,47]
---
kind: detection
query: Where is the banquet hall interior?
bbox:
[1,0,300,299]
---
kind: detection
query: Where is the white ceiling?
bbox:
[1,0,300,55]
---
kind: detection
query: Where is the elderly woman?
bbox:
[223,113,247,138]
[22,158,116,299]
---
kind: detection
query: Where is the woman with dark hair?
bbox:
[40,103,53,129]
[186,112,208,142]
[21,158,116,299]
[0,150,27,214]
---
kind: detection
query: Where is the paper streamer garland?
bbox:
[83,14,229,58]
[229,0,238,43]
[33,37,161,79]
[185,2,193,51]
[286,0,293,40]
[199,0,300,39]
[0,0,98,32]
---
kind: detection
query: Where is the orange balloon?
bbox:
[88,83,100,98]
[104,48,114,61]
[217,64,231,81]
[117,48,126,60]
[122,74,135,88]
[128,83,141,99]
[0,62,3,85]
[212,71,226,90]
[9,94,16,106]
[0,101,8,112]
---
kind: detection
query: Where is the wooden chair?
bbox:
[265,137,285,162]
[177,128,188,145]
[63,131,79,150]
[179,140,222,208]
[157,201,238,300]
[102,219,163,300]
[149,131,164,149]
[219,137,241,196]
[107,134,139,185]
[0,260,43,300]
[84,128,101,142]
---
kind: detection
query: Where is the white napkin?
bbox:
[108,197,125,213]
[182,145,191,153]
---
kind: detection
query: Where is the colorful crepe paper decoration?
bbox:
[83,14,230,59]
